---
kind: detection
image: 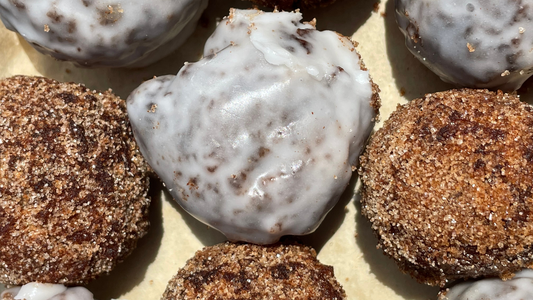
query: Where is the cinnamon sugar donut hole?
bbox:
[163,242,346,299]
[0,76,150,285]
[360,89,533,286]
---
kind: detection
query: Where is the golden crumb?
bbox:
[400,87,406,96]
[1,291,15,300]
[467,42,475,52]
[373,2,380,12]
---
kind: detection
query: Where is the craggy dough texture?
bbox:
[127,9,380,244]
[0,0,208,67]
[0,76,150,285]
[360,89,533,287]
[248,0,336,10]
[162,242,346,300]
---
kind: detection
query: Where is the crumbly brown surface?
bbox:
[360,89,533,287]
[0,291,14,300]
[248,0,336,10]
[0,76,150,285]
[162,242,346,299]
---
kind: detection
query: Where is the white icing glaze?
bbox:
[396,0,533,91]
[127,9,377,244]
[441,270,533,300]
[1,283,93,300]
[0,0,208,67]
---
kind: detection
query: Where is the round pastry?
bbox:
[2,283,94,300]
[0,76,150,285]
[247,0,335,10]
[396,0,533,91]
[360,89,533,286]
[162,242,346,299]
[127,8,380,244]
[438,270,533,300]
[0,0,208,67]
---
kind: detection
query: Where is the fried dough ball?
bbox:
[248,0,336,10]
[127,8,379,244]
[0,0,208,67]
[396,0,533,91]
[2,283,94,300]
[162,242,346,299]
[360,89,533,286]
[0,76,150,285]
[438,270,533,300]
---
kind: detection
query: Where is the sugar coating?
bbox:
[162,242,346,299]
[0,0,207,67]
[0,76,150,285]
[127,9,380,244]
[360,89,533,287]
[396,0,533,91]
[2,283,93,300]
[439,270,533,300]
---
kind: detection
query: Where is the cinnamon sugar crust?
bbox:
[162,242,346,299]
[360,89,533,286]
[0,76,150,285]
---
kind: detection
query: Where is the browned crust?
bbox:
[0,291,15,300]
[247,0,336,10]
[360,89,533,286]
[162,242,346,299]
[0,76,150,285]
[352,37,381,118]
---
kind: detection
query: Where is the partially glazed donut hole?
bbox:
[0,0,208,67]
[127,8,380,244]
[2,283,94,300]
[439,270,533,300]
[396,0,533,91]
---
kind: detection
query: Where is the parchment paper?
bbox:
[1,0,533,299]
